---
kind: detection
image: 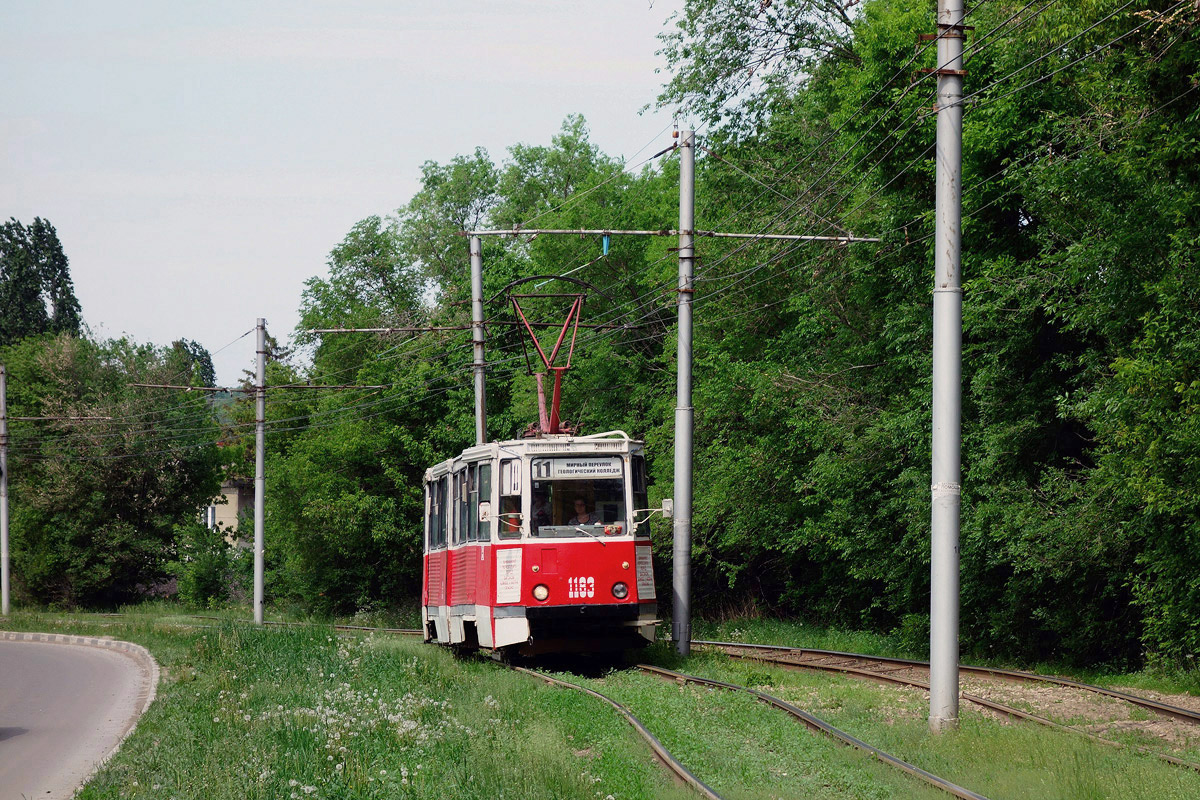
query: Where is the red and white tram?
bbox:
[422,430,657,655]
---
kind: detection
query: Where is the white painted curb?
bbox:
[0,631,161,794]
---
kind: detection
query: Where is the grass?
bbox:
[6,606,1200,800]
[612,647,1200,800]
[577,649,950,800]
[660,621,1200,799]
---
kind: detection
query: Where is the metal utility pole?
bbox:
[1,364,9,616]
[470,235,487,445]
[673,129,696,657]
[253,318,266,625]
[930,0,965,732]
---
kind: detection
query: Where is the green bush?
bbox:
[170,522,240,608]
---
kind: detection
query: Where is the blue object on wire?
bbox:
[602,234,610,256]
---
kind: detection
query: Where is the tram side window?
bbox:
[454,470,469,546]
[477,463,492,541]
[467,463,480,542]
[437,477,449,548]
[425,484,434,552]
[427,478,448,550]
[632,454,651,536]
[442,477,451,547]
[498,459,521,539]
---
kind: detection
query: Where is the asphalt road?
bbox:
[0,639,147,799]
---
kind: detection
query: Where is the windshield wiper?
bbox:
[574,526,606,547]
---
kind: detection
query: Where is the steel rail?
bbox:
[636,664,992,800]
[695,639,1200,726]
[717,650,1200,773]
[509,666,725,800]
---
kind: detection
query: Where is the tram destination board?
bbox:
[532,456,622,479]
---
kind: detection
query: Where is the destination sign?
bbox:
[532,456,622,480]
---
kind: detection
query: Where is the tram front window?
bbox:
[530,456,627,537]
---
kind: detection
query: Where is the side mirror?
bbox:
[661,498,674,519]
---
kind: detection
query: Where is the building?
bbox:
[202,477,253,534]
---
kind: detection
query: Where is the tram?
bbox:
[421,430,658,655]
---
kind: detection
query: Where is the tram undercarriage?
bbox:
[423,602,658,656]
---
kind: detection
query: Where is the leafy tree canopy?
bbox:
[0,217,83,347]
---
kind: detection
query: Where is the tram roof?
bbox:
[424,430,642,479]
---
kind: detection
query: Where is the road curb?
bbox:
[0,631,161,791]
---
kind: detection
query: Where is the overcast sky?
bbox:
[3,1,687,384]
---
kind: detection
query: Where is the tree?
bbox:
[645,0,1200,664]
[396,148,499,293]
[170,339,217,387]
[656,0,859,135]
[258,0,1200,667]
[0,218,83,347]
[3,334,223,607]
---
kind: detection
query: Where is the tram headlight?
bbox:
[532,584,550,601]
[611,582,629,600]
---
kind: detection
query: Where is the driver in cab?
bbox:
[568,497,598,525]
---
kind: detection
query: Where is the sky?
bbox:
[2,0,687,384]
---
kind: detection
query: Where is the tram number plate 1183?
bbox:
[567,576,595,599]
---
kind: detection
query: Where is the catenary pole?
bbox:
[470,235,487,445]
[254,318,266,625]
[1,364,9,616]
[930,0,965,732]
[673,129,695,657]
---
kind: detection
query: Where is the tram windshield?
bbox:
[530,456,627,537]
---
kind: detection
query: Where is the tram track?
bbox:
[509,665,725,800]
[696,639,1200,726]
[182,616,998,795]
[635,664,992,800]
[509,660,997,800]
[105,615,730,797]
[29,614,1200,796]
[180,618,1200,776]
[699,640,1200,772]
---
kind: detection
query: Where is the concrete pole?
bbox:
[470,235,487,445]
[673,130,696,656]
[1,365,9,616]
[254,319,266,625]
[930,0,965,732]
